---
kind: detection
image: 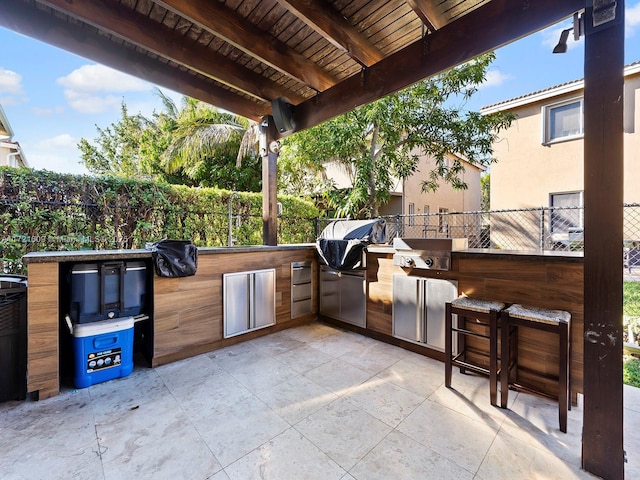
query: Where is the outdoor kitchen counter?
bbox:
[365,248,584,398]
[24,244,317,399]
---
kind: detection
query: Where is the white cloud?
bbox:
[57,64,152,114]
[478,70,514,90]
[627,3,640,37]
[35,133,77,151]
[26,151,89,176]
[0,67,27,105]
[57,64,150,93]
[31,106,65,116]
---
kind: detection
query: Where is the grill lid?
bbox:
[316,219,386,270]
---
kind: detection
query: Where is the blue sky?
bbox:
[1,3,640,176]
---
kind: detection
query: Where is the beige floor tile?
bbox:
[338,341,409,375]
[376,356,444,397]
[208,342,270,373]
[303,358,373,396]
[397,399,498,473]
[225,428,345,480]
[280,322,343,343]
[429,375,509,425]
[274,344,334,374]
[294,397,392,470]
[349,430,474,480]
[101,422,222,480]
[476,430,597,480]
[499,391,584,464]
[254,374,338,425]
[247,330,306,356]
[307,331,376,358]
[343,376,424,427]
[195,394,290,467]
[226,355,300,393]
[155,352,226,391]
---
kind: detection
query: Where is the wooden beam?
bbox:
[38,0,306,105]
[405,0,443,30]
[155,0,337,92]
[290,0,585,135]
[260,116,279,246]
[276,0,384,67]
[581,2,625,479]
[0,0,268,121]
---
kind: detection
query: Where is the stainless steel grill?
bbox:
[392,238,468,270]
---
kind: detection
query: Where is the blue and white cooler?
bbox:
[68,316,135,388]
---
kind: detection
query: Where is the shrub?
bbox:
[0,167,319,273]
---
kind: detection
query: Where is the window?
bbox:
[550,191,583,234]
[408,203,415,227]
[543,98,583,143]
[423,205,430,225]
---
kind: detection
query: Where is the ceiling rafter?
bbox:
[291,0,584,135]
[404,0,441,31]
[38,0,306,105]
[275,0,383,67]
[154,0,338,92]
[0,0,269,121]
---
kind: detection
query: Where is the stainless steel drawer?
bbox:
[292,265,312,284]
[292,298,312,318]
[292,282,312,301]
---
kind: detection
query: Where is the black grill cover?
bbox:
[316,219,386,270]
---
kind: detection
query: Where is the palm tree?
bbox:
[155,90,259,179]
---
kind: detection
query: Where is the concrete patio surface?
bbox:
[1,321,638,479]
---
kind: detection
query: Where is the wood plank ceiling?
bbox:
[1,0,584,136]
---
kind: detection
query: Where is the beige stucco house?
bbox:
[324,149,483,223]
[481,61,640,249]
[0,104,28,168]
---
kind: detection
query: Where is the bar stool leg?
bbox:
[489,309,498,407]
[445,302,452,388]
[458,313,466,374]
[559,322,569,433]
[500,313,509,409]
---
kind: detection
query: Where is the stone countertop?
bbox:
[454,248,584,261]
[23,244,316,263]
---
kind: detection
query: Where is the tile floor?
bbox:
[1,321,639,480]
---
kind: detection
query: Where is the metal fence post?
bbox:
[539,207,545,250]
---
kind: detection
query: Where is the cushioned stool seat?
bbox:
[445,296,505,407]
[501,304,571,432]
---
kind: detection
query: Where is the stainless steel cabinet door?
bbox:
[223,272,251,338]
[425,279,458,351]
[392,274,423,343]
[253,269,275,329]
[319,268,340,319]
[340,272,366,327]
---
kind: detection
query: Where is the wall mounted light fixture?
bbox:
[552,13,584,54]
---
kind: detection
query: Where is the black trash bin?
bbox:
[0,275,27,402]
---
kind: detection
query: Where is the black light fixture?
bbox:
[552,13,584,54]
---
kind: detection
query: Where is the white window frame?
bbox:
[408,203,415,227]
[542,97,584,145]
[549,191,584,234]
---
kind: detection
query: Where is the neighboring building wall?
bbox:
[489,64,640,209]
[484,63,640,248]
[403,152,483,217]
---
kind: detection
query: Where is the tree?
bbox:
[279,53,513,218]
[481,173,491,211]
[79,91,262,191]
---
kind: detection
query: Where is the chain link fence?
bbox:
[318,203,640,320]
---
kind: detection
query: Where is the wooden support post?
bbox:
[260,115,279,246]
[582,2,625,479]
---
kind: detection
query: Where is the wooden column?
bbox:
[582,2,625,479]
[260,115,279,246]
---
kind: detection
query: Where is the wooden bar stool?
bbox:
[500,304,571,433]
[445,297,505,407]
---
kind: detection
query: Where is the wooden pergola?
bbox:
[0,1,625,478]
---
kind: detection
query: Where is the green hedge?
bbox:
[0,167,318,273]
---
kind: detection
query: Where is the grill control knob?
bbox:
[424,257,434,267]
[404,256,414,267]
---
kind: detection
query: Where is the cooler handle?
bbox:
[93,336,118,349]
